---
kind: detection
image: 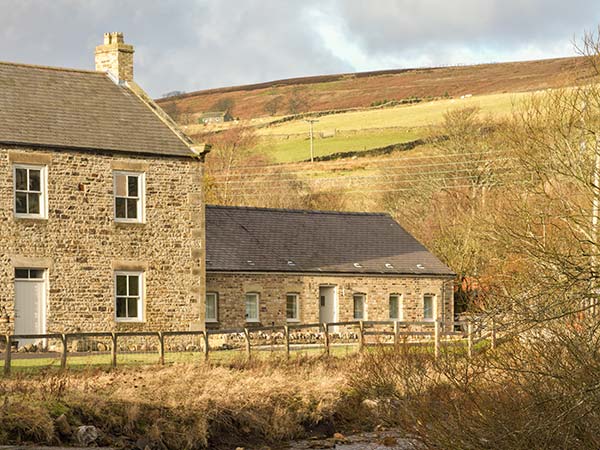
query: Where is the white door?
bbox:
[319,286,337,324]
[14,268,47,347]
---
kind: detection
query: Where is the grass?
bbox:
[244,91,530,162]
[0,344,359,373]
[258,92,528,136]
[256,128,421,163]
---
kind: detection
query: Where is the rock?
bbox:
[97,342,107,352]
[362,398,379,409]
[235,447,245,450]
[54,413,71,437]
[333,432,348,443]
[380,436,398,447]
[75,425,99,446]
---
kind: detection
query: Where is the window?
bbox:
[14,268,45,280]
[206,292,218,322]
[14,165,46,218]
[424,294,435,320]
[286,293,299,321]
[115,272,143,322]
[114,172,144,222]
[245,293,259,322]
[353,294,365,320]
[389,294,402,320]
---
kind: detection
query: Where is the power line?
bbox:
[212,165,514,189]
[209,154,515,180]
[221,179,529,198]
[219,171,521,194]
[208,149,511,174]
[209,157,516,184]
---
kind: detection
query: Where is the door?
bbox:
[14,268,47,347]
[319,286,337,324]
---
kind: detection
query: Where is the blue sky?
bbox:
[0,0,598,97]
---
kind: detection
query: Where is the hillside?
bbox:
[157,56,592,121]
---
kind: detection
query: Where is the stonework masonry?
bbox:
[0,145,205,334]
[206,272,454,330]
[95,32,134,82]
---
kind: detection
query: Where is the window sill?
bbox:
[114,221,146,227]
[205,319,219,324]
[14,215,47,222]
[286,319,300,323]
[115,319,145,324]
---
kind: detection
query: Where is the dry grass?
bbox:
[0,355,358,449]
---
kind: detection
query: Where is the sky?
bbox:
[1,0,599,98]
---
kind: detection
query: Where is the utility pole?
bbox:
[305,119,319,163]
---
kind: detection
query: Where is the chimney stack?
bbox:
[95,32,134,82]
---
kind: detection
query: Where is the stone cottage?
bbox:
[205,205,455,330]
[0,33,207,343]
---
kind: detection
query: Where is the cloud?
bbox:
[0,0,598,96]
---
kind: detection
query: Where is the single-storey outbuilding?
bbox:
[205,205,455,330]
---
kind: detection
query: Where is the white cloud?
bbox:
[0,0,597,96]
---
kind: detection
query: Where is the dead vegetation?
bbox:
[0,356,360,449]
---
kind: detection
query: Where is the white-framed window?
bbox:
[206,292,218,322]
[13,164,47,219]
[113,171,145,222]
[389,294,403,320]
[286,293,300,322]
[14,268,45,280]
[423,294,435,321]
[353,293,366,320]
[114,271,144,322]
[245,292,259,322]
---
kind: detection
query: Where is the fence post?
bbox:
[284,325,290,359]
[393,321,399,347]
[111,332,117,368]
[244,328,251,359]
[3,335,11,376]
[467,322,474,358]
[60,334,68,369]
[323,323,330,357]
[202,331,209,361]
[358,321,365,352]
[434,320,441,359]
[490,318,497,349]
[158,332,165,365]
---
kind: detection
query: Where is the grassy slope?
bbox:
[254,91,525,162]
[157,56,589,120]
[258,128,421,163]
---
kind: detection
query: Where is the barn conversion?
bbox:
[205,205,455,330]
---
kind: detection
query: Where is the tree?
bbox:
[210,97,235,112]
[204,127,258,205]
[264,96,283,116]
[287,88,309,114]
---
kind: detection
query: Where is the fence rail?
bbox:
[0,319,497,376]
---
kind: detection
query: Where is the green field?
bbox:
[250,92,531,163]
[258,128,422,163]
[259,92,528,136]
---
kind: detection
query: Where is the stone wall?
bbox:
[0,145,204,334]
[206,272,454,330]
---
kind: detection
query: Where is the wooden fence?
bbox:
[0,319,496,376]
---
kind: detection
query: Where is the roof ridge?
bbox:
[0,60,101,75]
[206,204,389,216]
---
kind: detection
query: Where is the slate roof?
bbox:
[0,62,193,157]
[206,205,454,276]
